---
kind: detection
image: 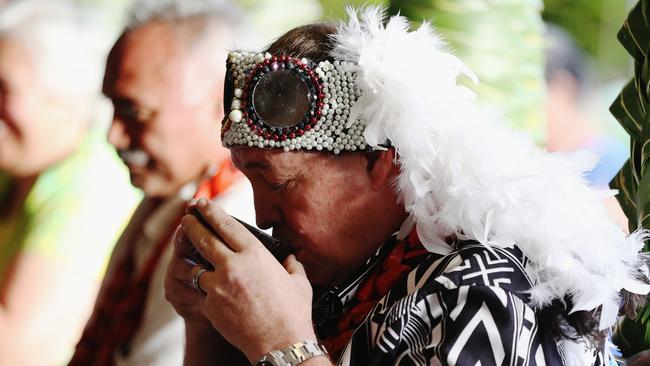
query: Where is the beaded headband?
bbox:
[221,51,372,153]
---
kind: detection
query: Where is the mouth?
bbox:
[272,230,293,247]
[118,148,151,168]
[292,247,306,259]
[125,163,146,175]
[269,230,299,254]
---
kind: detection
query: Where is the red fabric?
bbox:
[69,161,240,366]
[321,228,428,360]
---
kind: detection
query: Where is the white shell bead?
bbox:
[229,109,243,123]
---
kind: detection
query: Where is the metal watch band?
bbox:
[255,340,328,366]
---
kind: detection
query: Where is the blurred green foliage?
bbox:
[542,0,632,81]
[388,0,546,141]
[320,0,387,19]
[543,0,611,55]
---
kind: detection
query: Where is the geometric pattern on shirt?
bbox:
[335,242,608,366]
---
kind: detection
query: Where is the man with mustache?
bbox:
[69,1,255,365]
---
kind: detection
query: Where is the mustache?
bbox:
[117,148,150,167]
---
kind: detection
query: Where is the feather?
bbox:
[558,339,595,366]
[331,4,650,348]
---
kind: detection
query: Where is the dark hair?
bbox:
[544,23,586,88]
[537,297,604,346]
[265,23,337,63]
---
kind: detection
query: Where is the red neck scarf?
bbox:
[69,160,240,366]
[321,228,430,360]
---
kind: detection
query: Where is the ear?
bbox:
[366,148,398,190]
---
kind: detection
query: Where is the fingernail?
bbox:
[197,198,207,208]
[188,198,198,206]
[175,227,184,243]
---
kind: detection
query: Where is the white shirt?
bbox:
[101,178,256,366]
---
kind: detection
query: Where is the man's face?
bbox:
[103,22,222,197]
[231,147,382,285]
[0,38,76,176]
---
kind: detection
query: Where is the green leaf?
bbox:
[611,79,646,141]
[618,0,650,64]
[611,0,650,356]
[636,162,650,239]
[611,160,639,233]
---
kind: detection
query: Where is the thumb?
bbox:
[283,254,306,277]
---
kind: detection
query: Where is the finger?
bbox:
[194,198,259,252]
[186,198,199,213]
[190,265,213,295]
[180,214,234,267]
[172,225,196,259]
[283,254,307,277]
[167,253,197,284]
[164,274,204,306]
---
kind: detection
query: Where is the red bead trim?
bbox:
[238,55,326,142]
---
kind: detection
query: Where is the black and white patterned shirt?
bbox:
[330,240,606,366]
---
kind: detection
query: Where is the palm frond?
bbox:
[611,0,650,356]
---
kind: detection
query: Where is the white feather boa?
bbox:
[331,6,650,361]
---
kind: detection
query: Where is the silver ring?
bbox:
[192,267,209,294]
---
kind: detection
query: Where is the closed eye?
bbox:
[267,178,294,192]
[113,98,156,124]
[268,180,289,191]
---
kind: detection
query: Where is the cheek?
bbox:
[144,118,198,159]
[2,95,33,136]
[10,113,49,153]
[298,174,366,242]
[282,193,338,247]
[143,134,206,183]
[138,129,179,169]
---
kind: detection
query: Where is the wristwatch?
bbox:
[255,340,328,366]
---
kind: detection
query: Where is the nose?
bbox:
[252,188,283,231]
[107,118,130,149]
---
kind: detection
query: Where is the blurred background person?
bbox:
[69,1,256,365]
[545,24,628,189]
[544,24,629,228]
[0,0,141,365]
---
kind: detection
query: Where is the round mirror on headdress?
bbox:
[252,70,310,128]
[223,53,332,144]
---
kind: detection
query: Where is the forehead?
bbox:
[231,147,323,173]
[103,22,183,97]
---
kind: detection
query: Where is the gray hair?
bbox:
[0,0,112,99]
[127,0,250,50]
[129,0,240,27]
